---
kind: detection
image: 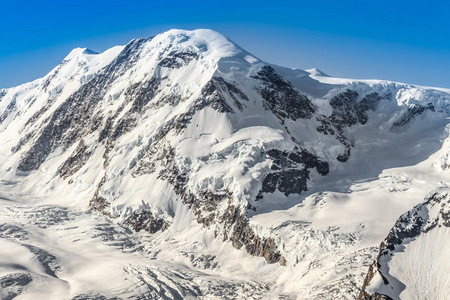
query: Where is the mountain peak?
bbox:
[63,47,99,61]
[306,68,329,77]
[152,29,248,61]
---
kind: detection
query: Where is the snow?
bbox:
[310,72,450,95]
[0,180,279,299]
[63,47,98,61]
[391,228,450,299]
[305,68,330,77]
[0,28,449,299]
[271,64,335,98]
[365,189,450,299]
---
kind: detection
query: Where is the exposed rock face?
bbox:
[359,293,394,300]
[358,189,450,299]
[327,90,381,129]
[197,78,235,114]
[261,148,329,196]
[0,273,33,300]
[131,140,285,263]
[58,140,92,179]
[253,66,315,121]
[316,90,383,162]
[17,38,151,172]
[127,211,169,233]
[124,77,161,114]
[392,102,435,127]
[229,211,283,264]
[89,175,111,216]
[0,89,6,101]
[209,77,249,111]
[0,95,15,124]
[22,244,60,278]
[159,50,199,69]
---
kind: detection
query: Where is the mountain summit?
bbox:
[0,29,449,299]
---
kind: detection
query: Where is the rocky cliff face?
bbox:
[1,29,450,299]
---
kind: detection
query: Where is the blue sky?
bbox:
[1,0,449,89]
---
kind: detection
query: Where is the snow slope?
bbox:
[0,29,449,299]
[360,189,450,300]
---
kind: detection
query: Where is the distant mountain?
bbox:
[0,29,449,299]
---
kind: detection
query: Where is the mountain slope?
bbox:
[359,189,450,300]
[0,29,449,299]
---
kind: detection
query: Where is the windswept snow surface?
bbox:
[0,29,449,299]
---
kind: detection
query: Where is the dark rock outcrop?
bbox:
[0,89,6,102]
[197,78,235,114]
[22,244,60,278]
[229,211,283,264]
[210,77,249,111]
[260,148,329,196]
[0,96,15,124]
[392,102,435,127]
[159,50,199,69]
[0,272,33,300]
[17,38,151,172]
[58,140,92,179]
[124,77,161,114]
[316,90,382,162]
[132,141,285,264]
[127,211,169,233]
[327,90,381,129]
[89,175,112,217]
[253,66,315,121]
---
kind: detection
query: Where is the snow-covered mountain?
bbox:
[0,29,449,299]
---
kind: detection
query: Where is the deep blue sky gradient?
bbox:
[1,0,449,88]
